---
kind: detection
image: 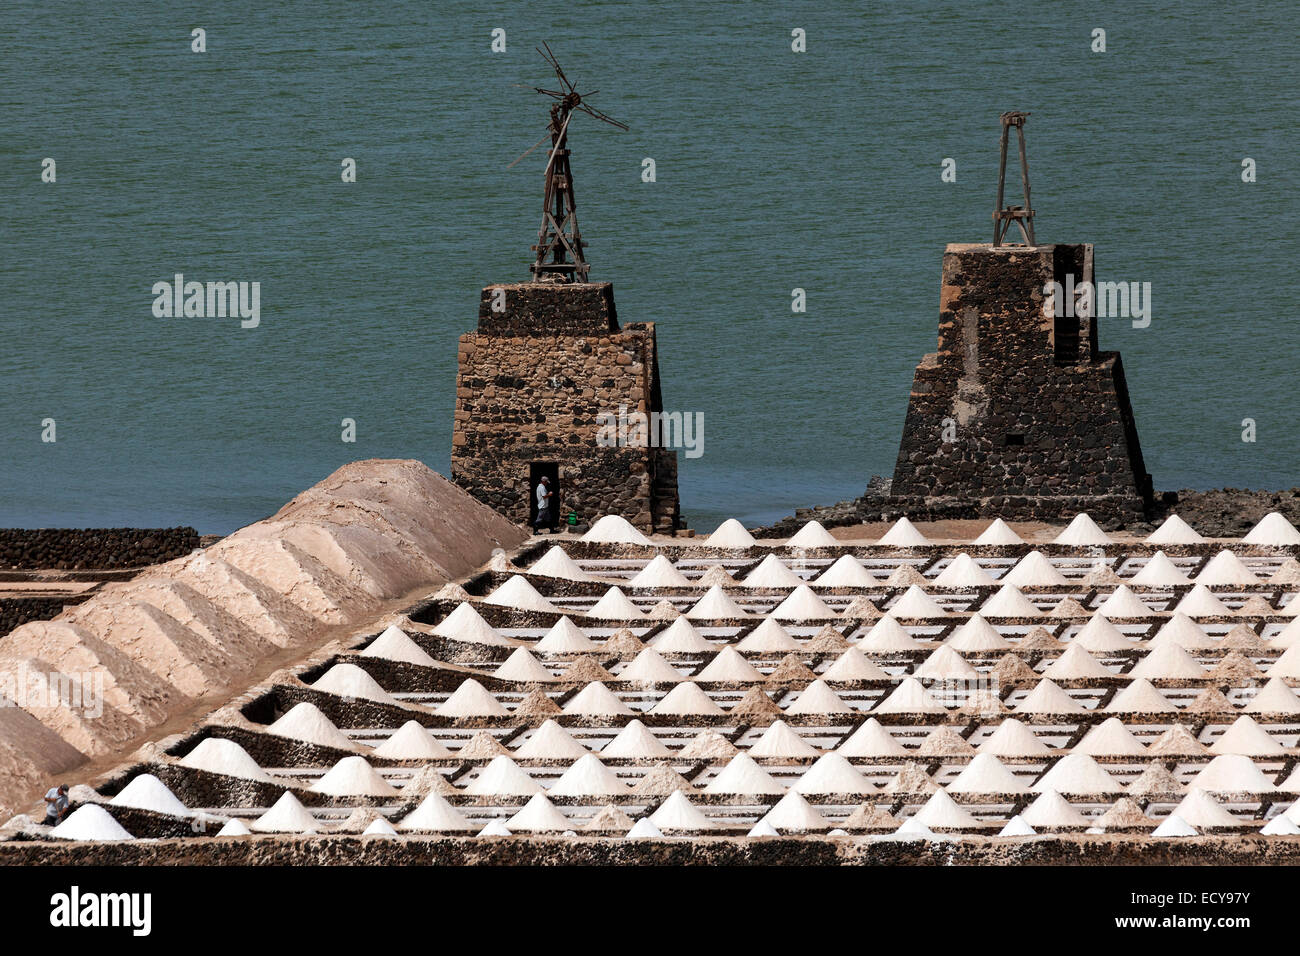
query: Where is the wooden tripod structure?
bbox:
[511,44,628,282]
[993,111,1036,247]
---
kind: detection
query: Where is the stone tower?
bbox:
[451,281,681,534]
[890,242,1153,520]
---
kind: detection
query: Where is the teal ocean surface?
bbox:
[2,2,1297,534]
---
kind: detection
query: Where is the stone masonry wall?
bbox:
[452,283,680,533]
[891,243,1152,517]
[0,527,200,570]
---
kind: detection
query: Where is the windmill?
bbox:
[510,43,628,282]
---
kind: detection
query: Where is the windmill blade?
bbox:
[513,83,565,98]
[507,128,555,169]
[539,42,576,93]
[578,103,629,131]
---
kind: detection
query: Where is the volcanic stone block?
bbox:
[890,243,1152,519]
[452,282,680,534]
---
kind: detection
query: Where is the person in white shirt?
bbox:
[533,476,556,533]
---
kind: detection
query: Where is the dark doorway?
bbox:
[529,462,561,529]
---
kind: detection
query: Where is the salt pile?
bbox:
[109,774,189,817]
[974,518,1024,546]
[946,614,1012,652]
[1096,585,1154,618]
[685,585,750,620]
[912,790,979,830]
[549,754,628,797]
[1129,642,1206,680]
[584,804,635,834]
[1197,550,1259,586]
[587,586,647,620]
[748,818,781,837]
[873,677,946,715]
[1261,815,1300,835]
[697,646,764,682]
[915,645,978,681]
[859,616,924,652]
[362,817,398,838]
[1054,513,1111,546]
[618,648,685,684]
[889,585,947,618]
[1021,790,1090,828]
[704,753,785,795]
[458,731,511,760]
[506,794,572,832]
[879,517,928,546]
[311,756,398,797]
[737,617,801,652]
[399,792,474,832]
[795,753,875,795]
[529,545,601,582]
[999,815,1036,837]
[918,725,975,756]
[647,598,681,620]
[1192,754,1277,794]
[629,555,693,589]
[433,602,509,647]
[785,679,855,716]
[650,681,726,716]
[1130,551,1190,586]
[771,585,836,620]
[1147,514,1204,544]
[1210,715,1285,756]
[946,753,1028,794]
[1245,678,1300,715]
[650,617,715,653]
[749,719,820,759]
[216,818,251,837]
[1243,512,1300,545]
[885,564,929,587]
[563,682,634,717]
[582,515,652,545]
[1042,643,1111,681]
[1105,678,1177,713]
[1151,814,1198,837]
[787,520,838,548]
[179,738,276,783]
[437,678,509,718]
[494,647,556,683]
[50,805,135,842]
[978,718,1051,756]
[1072,615,1135,653]
[816,555,880,587]
[1075,717,1148,756]
[535,616,597,653]
[312,663,399,705]
[822,647,888,682]
[267,702,356,751]
[484,575,561,614]
[980,584,1042,618]
[1032,753,1120,795]
[625,818,664,839]
[1016,679,1086,715]
[375,720,452,760]
[761,792,830,832]
[477,819,512,837]
[932,553,995,588]
[1150,613,1216,650]
[515,720,588,760]
[1171,788,1242,828]
[250,792,318,834]
[648,791,712,832]
[600,719,672,759]
[1002,551,1069,587]
[698,564,740,587]
[706,518,757,548]
[465,756,543,796]
[362,624,438,667]
[838,717,907,757]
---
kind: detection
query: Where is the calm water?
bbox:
[2,2,1296,534]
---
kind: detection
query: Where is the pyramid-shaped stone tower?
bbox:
[891,242,1153,520]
